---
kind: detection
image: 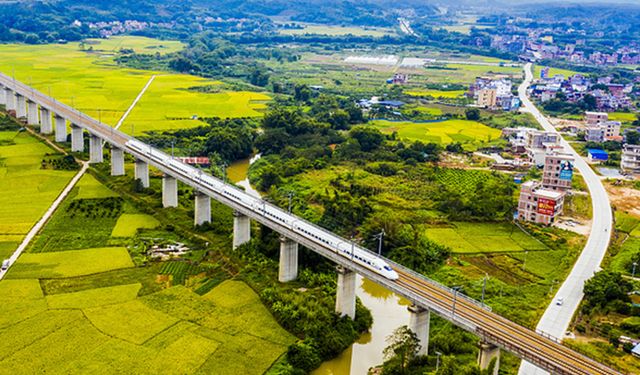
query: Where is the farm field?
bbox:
[0,129,75,258]
[111,214,161,237]
[279,24,395,37]
[533,65,580,79]
[441,25,494,35]
[0,166,293,374]
[424,222,548,253]
[404,89,465,99]
[608,112,637,123]
[370,119,502,150]
[0,36,271,135]
[125,74,269,135]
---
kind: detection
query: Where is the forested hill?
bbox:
[0,0,438,44]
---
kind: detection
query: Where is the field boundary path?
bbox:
[114,74,156,131]
[0,75,155,279]
[517,63,614,375]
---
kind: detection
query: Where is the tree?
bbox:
[249,68,270,87]
[583,271,632,312]
[382,326,421,375]
[626,130,640,145]
[446,142,464,153]
[465,108,481,121]
[350,126,384,152]
[294,84,312,102]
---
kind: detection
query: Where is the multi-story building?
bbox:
[585,111,608,125]
[517,180,566,225]
[542,152,574,191]
[585,126,605,143]
[477,88,497,108]
[621,144,640,173]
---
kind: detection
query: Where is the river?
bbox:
[226,156,410,375]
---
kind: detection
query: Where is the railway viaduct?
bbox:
[0,73,621,375]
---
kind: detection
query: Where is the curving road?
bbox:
[517,63,614,375]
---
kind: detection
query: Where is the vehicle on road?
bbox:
[1,259,9,271]
[555,297,564,306]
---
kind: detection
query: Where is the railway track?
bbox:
[397,270,620,375]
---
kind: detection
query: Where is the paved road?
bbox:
[517,63,614,375]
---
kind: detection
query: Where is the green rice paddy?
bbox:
[370,119,501,150]
[111,214,161,237]
[0,36,271,135]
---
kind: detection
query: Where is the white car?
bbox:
[1,259,10,271]
[555,297,564,306]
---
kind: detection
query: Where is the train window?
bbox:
[383,266,392,271]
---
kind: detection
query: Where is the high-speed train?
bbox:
[125,139,399,280]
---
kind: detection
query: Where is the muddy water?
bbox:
[313,276,411,375]
[226,154,261,198]
[228,156,410,375]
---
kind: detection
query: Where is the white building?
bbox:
[621,144,640,173]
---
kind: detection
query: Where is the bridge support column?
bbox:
[278,236,298,282]
[162,174,178,208]
[54,115,67,142]
[111,147,125,176]
[15,94,26,119]
[335,266,356,319]
[39,107,52,134]
[0,86,5,106]
[408,304,430,356]
[194,192,211,226]
[27,100,38,125]
[4,88,14,111]
[232,211,251,249]
[89,134,103,163]
[70,124,84,152]
[477,341,500,375]
[134,159,149,188]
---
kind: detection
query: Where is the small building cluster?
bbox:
[529,72,634,111]
[622,144,640,174]
[387,73,409,85]
[501,127,575,225]
[468,77,520,111]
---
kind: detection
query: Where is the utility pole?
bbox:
[633,262,638,279]
[435,351,442,371]
[287,191,294,213]
[481,273,488,306]
[451,286,462,320]
[373,230,385,255]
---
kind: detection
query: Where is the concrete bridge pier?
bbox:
[39,107,52,134]
[15,94,26,119]
[162,174,178,208]
[335,266,357,319]
[232,211,251,249]
[194,192,211,226]
[111,147,125,176]
[134,159,149,188]
[54,115,67,142]
[27,100,38,125]
[4,88,14,111]
[477,341,500,375]
[89,134,103,163]
[408,304,430,356]
[0,85,5,106]
[70,124,83,152]
[278,236,298,282]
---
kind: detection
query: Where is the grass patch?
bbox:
[608,112,637,123]
[533,65,580,78]
[6,247,134,278]
[111,213,160,237]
